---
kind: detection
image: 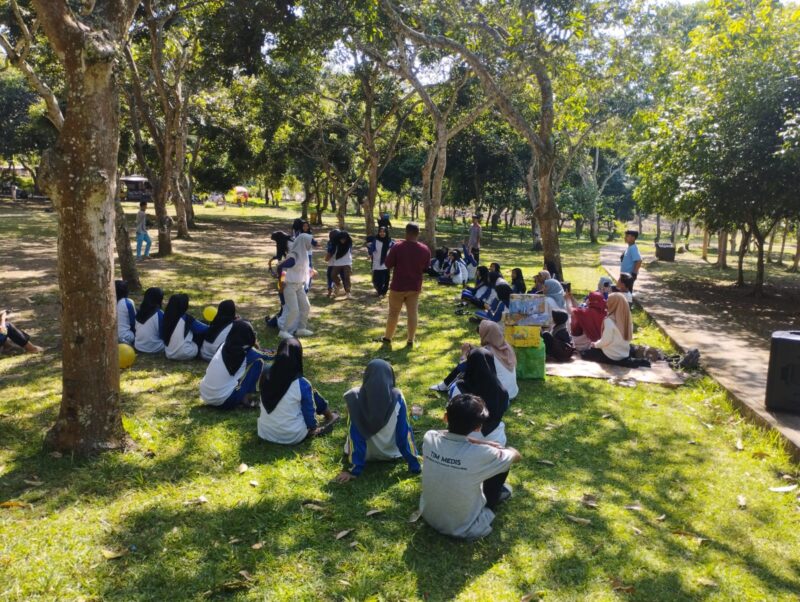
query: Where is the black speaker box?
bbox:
[765,331,800,414]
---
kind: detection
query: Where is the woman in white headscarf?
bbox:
[277,233,316,340]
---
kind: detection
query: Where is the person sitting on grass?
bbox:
[335,359,421,483]
[134,287,165,354]
[580,292,650,368]
[163,293,210,361]
[488,262,502,278]
[569,291,606,352]
[460,266,491,308]
[510,268,527,294]
[200,320,272,409]
[462,245,478,281]
[472,282,512,324]
[527,269,550,294]
[430,321,519,399]
[258,337,338,444]
[614,272,635,304]
[115,280,136,345]
[0,309,43,354]
[542,309,575,362]
[438,250,468,286]
[427,247,450,277]
[200,300,237,361]
[419,393,521,540]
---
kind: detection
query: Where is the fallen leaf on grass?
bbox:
[101,548,129,560]
[735,439,744,451]
[251,542,264,550]
[238,570,254,582]
[781,474,797,481]
[302,503,325,512]
[349,541,358,548]
[697,577,717,587]
[737,495,747,509]
[581,493,599,509]
[656,514,667,522]
[23,479,44,487]
[365,509,383,517]
[632,526,643,536]
[237,463,249,474]
[183,495,208,506]
[601,413,612,419]
[228,538,242,545]
[544,423,557,431]
[769,484,798,493]
[536,459,556,467]
[0,501,28,509]
[335,529,353,540]
[610,578,635,593]
[409,509,422,523]
[49,451,62,459]
[249,480,258,487]
[624,503,643,512]
[688,440,698,445]
[565,514,592,526]
[672,530,708,545]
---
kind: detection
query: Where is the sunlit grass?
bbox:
[1,203,799,601]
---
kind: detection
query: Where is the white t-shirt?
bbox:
[200,323,233,361]
[199,346,246,405]
[134,311,164,354]
[116,298,136,345]
[371,240,391,271]
[593,318,630,361]
[257,377,315,445]
[419,430,516,539]
[330,248,352,267]
[449,261,468,285]
[165,317,198,361]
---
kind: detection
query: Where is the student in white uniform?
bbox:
[134,287,165,354]
[581,292,650,368]
[367,226,394,298]
[335,359,421,482]
[328,230,353,299]
[438,250,468,285]
[200,320,271,409]
[257,337,338,444]
[162,293,209,361]
[276,233,315,340]
[200,300,237,361]
[115,280,136,345]
[419,394,521,540]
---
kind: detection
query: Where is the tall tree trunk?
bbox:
[753,231,766,297]
[336,184,347,230]
[35,3,135,453]
[736,229,751,287]
[535,154,561,275]
[301,180,310,221]
[420,143,437,249]
[152,179,173,256]
[789,224,800,273]
[114,196,141,291]
[729,229,738,255]
[777,220,789,265]
[637,211,643,234]
[525,163,543,251]
[364,153,379,236]
[716,229,728,269]
[766,223,778,263]
[701,229,710,261]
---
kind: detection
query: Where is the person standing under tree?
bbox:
[135,200,152,260]
[466,214,482,263]
[379,223,431,349]
[620,230,642,292]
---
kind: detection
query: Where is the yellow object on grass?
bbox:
[504,324,541,348]
[119,344,136,369]
[203,305,217,322]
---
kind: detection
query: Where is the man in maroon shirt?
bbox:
[380,222,431,348]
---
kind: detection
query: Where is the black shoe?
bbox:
[373,337,392,345]
[405,340,414,349]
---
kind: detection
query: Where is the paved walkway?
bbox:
[601,245,800,460]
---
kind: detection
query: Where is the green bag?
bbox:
[516,343,546,380]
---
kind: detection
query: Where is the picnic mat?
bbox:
[545,358,686,388]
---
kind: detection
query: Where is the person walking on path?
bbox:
[135,200,152,260]
[466,214,482,263]
[380,223,431,349]
[620,230,642,291]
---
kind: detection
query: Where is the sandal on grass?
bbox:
[314,412,341,437]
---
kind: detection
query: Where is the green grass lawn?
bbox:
[1,202,799,601]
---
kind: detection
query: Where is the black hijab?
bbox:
[495,282,513,307]
[334,231,353,259]
[344,359,398,438]
[456,348,509,437]
[206,299,236,342]
[115,280,129,300]
[260,337,304,413]
[136,287,163,323]
[162,293,192,343]
[220,320,256,375]
[377,226,392,266]
[271,231,291,260]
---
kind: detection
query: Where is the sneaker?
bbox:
[429,382,448,392]
[498,484,513,504]
[278,330,293,340]
[296,328,314,337]
[345,293,352,300]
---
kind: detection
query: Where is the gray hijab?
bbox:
[343,359,399,438]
